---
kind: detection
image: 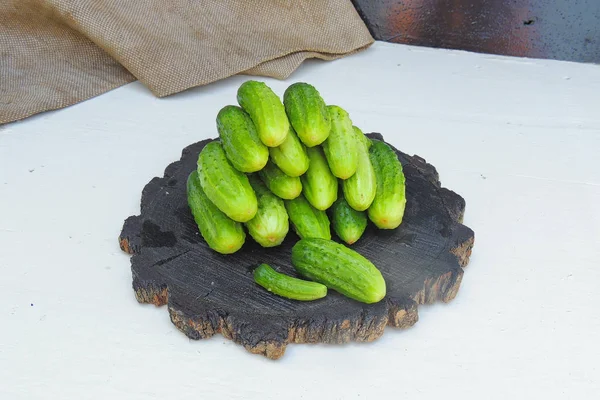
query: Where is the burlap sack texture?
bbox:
[0,0,374,125]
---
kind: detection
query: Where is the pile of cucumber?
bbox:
[187,81,406,304]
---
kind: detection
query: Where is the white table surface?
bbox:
[1,41,599,399]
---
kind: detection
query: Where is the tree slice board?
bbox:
[119,133,475,359]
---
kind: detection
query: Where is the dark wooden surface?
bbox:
[119,133,475,359]
[352,0,600,64]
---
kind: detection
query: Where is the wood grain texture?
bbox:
[119,133,474,359]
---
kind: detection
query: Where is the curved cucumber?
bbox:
[301,146,338,210]
[197,141,257,222]
[331,197,367,245]
[258,160,302,200]
[342,126,377,211]
[284,194,331,240]
[253,263,327,301]
[245,175,289,247]
[322,106,358,179]
[283,82,331,147]
[368,140,406,229]
[187,171,245,254]
[216,105,269,173]
[291,238,386,304]
[269,126,309,177]
[237,80,289,147]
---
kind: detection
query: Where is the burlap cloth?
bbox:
[0,0,373,125]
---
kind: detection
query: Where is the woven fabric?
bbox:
[0,0,373,124]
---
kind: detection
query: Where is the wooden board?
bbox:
[118,133,475,359]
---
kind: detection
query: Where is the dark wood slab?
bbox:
[119,133,475,359]
[351,0,600,64]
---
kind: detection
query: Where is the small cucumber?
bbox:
[245,175,289,247]
[237,80,289,147]
[291,238,386,304]
[301,146,338,210]
[187,171,245,254]
[368,139,407,229]
[253,263,327,301]
[268,126,309,177]
[197,141,257,222]
[331,197,367,245]
[354,126,372,149]
[283,82,331,147]
[216,105,269,172]
[258,160,302,200]
[322,106,358,179]
[342,126,377,211]
[284,194,331,240]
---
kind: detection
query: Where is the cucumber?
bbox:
[331,197,367,245]
[216,105,269,173]
[284,194,331,240]
[237,80,289,147]
[342,126,377,211]
[269,126,309,177]
[196,141,257,222]
[322,106,358,179]
[301,146,338,210]
[187,171,245,254]
[245,175,289,247]
[291,238,386,304]
[283,82,331,147]
[253,263,327,301]
[258,160,302,200]
[368,139,407,229]
[354,126,372,149]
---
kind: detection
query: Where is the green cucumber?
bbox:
[322,106,358,179]
[253,263,327,301]
[187,171,245,254]
[331,197,367,245]
[258,160,302,200]
[269,126,309,177]
[354,126,372,149]
[216,105,269,172]
[368,139,407,229]
[245,175,289,247]
[283,82,331,147]
[196,141,257,222]
[301,146,338,210]
[237,80,289,147]
[284,194,331,240]
[291,238,386,304]
[342,126,377,211]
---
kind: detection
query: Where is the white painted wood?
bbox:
[1,41,599,399]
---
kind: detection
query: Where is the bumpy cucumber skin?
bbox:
[322,106,358,179]
[253,263,327,301]
[283,82,331,147]
[331,197,367,245]
[237,80,289,147]
[368,139,407,229]
[301,146,338,210]
[284,194,331,240]
[197,141,257,222]
[342,126,377,211]
[354,126,372,149]
[245,175,289,247]
[216,105,269,173]
[187,171,245,254]
[291,238,386,304]
[269,127,309,177]
[258,160,302,200]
